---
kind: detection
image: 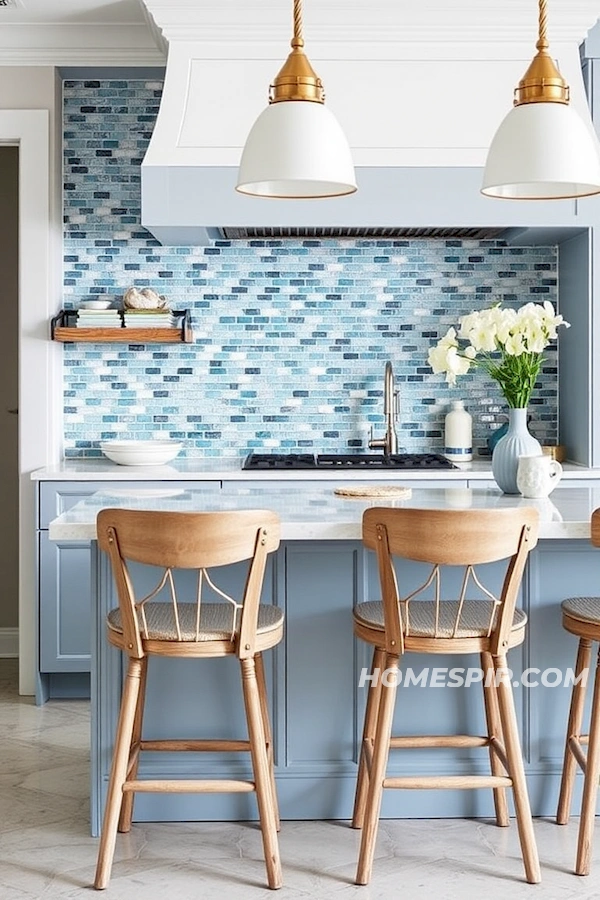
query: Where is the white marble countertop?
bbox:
[31,457,599,483]
[47,484,600,542]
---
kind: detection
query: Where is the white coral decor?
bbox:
[427,301,569,408]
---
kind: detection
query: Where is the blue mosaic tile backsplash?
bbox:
[63,80,559,459]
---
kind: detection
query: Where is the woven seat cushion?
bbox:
[562,596,600,625]
[354,599,527,639]
[107,601,283,642]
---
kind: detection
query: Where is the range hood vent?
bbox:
[139,1,600,247]
[219,226,506,241]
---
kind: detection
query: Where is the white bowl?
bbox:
[79,300,113,310]
[100,440,182,466]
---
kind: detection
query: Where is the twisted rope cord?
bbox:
[292,0,304,48]
[537,0,549,52]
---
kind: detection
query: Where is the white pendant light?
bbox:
[236,0,356,199]
[482,0,600,200]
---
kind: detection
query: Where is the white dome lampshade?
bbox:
[237,101,356,199]
[482,102,600,199]
[482,0,600,201]
[236,0,356,200]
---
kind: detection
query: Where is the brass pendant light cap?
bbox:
[270,38,325,104]
[514,48,569,105]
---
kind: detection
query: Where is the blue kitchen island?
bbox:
[48,483,600,835]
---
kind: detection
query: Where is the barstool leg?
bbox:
[481,650,509,827]
[494,654,541,884]
[576,646,600,876]
[255,652,280,832]
[557,638,592,826]
[241,657,282,890]
[94,657,143,890]
[352,646,385,830]
[118,654,148,833]
[356,653,399,886]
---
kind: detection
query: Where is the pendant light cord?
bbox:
[292,0,304,50]
[537,0,548,53]
[269,0,324,104]
[512,0,568,106]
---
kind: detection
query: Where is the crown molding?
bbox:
[0,22,166,64]
[139,3,168,56]
[159,24,595,46]
[0,2,595,68]
[0,2,595,64]
[0,48,165,65]
[141,0,600,46]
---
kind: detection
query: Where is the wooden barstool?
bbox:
[93,508,283,890]
[352,506,541,885]
[557,507,600,876]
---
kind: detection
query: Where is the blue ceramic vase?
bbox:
[491,407,541,494]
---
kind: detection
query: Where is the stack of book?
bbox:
[76,309,123,328]
[123,309,178,329]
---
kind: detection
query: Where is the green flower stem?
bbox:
[457,351,544,408]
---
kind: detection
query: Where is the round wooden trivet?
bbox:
[333,485,412,499]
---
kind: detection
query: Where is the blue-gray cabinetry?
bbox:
[526,540,600,812]
[37,483,102,703]
[39,532,92,675]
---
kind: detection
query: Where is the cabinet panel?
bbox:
[40,483,100,529]
[528,542,600,767]
[39,532,92,672]
[284,542,359,766]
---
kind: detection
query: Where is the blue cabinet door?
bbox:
[39,532,92,672]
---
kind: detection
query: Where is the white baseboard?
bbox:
[0,627,18,658]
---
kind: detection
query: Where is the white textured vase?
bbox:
[491,408,542,494]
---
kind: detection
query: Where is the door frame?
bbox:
[0,110,61,695]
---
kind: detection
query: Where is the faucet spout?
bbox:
[369,360,399,458]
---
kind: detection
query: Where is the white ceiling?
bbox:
[1,1,145,24]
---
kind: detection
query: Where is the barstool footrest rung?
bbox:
[389,734,489,749]
[123,779,256,793]
[140,739,251,752]
[383,774,512,790]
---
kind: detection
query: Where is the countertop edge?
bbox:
[30,460,599,482]
[47,484,600,542]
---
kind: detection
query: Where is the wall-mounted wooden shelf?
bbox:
[50,309,193,344]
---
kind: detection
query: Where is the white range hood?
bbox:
[139,0,600,245]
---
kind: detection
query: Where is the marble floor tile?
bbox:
[1,658,599,900]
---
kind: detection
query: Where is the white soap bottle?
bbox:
[444,400,472,462]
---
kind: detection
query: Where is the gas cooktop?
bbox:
[242,452,458,471]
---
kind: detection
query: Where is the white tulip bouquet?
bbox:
[428,301,569,408]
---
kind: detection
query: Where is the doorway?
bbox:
[0,146,19,657]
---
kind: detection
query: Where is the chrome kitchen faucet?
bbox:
[368,360,399,458]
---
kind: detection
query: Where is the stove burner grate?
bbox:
[242,452,457,471]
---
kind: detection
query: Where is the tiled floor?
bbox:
[1,657,599,899]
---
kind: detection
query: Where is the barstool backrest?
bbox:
[362,506,539,654]
[97,508,280,659]
[591,508,600,547]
